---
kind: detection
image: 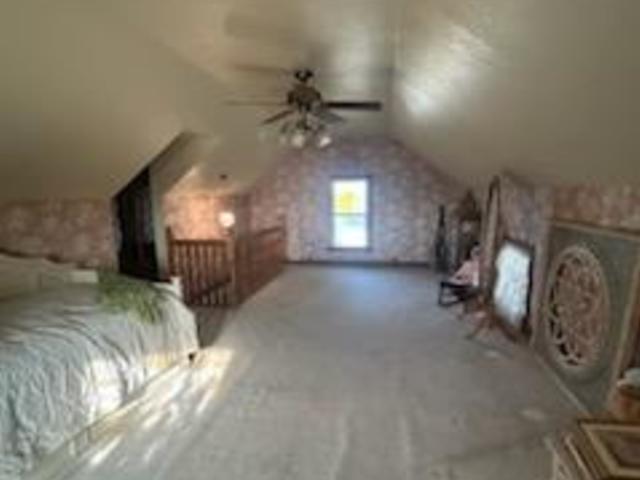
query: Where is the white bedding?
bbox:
[0,284,198,480]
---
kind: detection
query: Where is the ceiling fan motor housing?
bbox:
[294,68,314,84]
[250,68,382,140]
[288,85,323,113]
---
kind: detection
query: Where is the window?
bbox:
[331,178,370,249]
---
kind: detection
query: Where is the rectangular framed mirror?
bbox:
[492,239,535,334]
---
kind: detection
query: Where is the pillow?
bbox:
[37,266,74,290]
[68,269,99,284]
[0,253,95,299]
[0,262,41,299]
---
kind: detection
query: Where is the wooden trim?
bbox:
[552,219,640,243]
[480,175,504,296]
[288,260,430,268]
[529,215,552,347]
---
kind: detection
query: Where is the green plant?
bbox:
[97,272,168,324]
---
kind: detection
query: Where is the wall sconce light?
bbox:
[218,211,236,233]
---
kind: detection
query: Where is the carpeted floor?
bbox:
[194,307,228,348]
[53,265,579,480]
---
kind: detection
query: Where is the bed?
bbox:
[0,253,198,480]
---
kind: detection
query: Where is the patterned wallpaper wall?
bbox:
[477,174,552,337]
[163,192,251,239]
[0,199,117,268]
[500,175,552,245]
[479,178,640,267]
[163,193,233,240]
[553,185,640,232]
[248,136,463,263]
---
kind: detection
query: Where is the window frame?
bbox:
[329,176,373,251]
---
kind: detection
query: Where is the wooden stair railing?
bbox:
[167,229,232,307]
[167,225,286,308]
[233,226,286,304]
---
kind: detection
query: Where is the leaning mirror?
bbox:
[492,240,534,332]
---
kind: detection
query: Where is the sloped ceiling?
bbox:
[0,0,395,201]
[392,0,640,185]
[2,0,640,202]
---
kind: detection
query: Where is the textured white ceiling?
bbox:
[1,0,640,201]
[392,0,640,186]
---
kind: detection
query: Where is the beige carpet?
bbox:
[51,266,579,480]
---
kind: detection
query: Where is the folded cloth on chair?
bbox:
[438,280,479,306]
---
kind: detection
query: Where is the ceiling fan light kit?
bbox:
[231,69,382,150]
[278,117,333,149]
[316,130,333,149]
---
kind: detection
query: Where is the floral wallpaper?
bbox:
[163,193,231,239]
[477,174,552,337]
[0,199,117,268]
[500,175,551,245]
[163,193,250,239]
[553,184,640,232]
[248,136,463,264]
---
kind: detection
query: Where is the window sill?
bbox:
[327,246,373,252]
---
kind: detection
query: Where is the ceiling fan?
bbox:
[229,69,383,148]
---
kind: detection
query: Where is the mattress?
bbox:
[0,283,198,480]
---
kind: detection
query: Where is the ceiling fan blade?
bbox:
[262,109,295,125]
[312,106,346,124]
[225,100,286,107]
[325,101,383,111]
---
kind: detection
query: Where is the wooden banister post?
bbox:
[227,234,239,306]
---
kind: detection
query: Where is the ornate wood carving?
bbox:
[544,245,611,376]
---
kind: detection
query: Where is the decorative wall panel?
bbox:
[552,183,640,376]
[545,245,611,376]
[248,137,463,264]
[537,223,640,411]
[0,199,117,268]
